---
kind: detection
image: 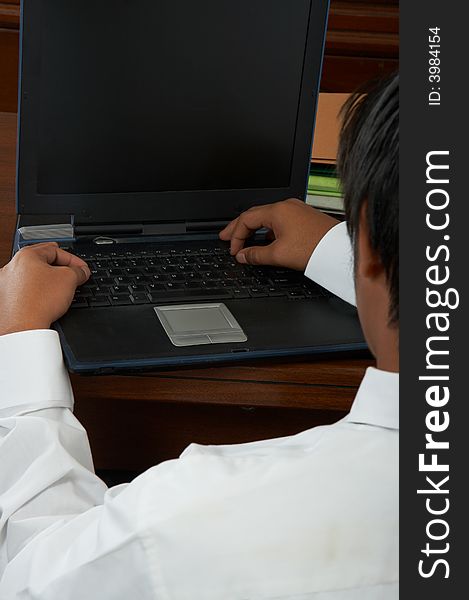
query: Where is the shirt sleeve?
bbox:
[304,221,356,306]
[0,330,154,598]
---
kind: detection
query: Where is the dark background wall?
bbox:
[0,0,398,113]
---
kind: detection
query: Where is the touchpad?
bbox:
[154,303,248,347]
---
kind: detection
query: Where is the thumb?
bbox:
[67,264,90,287]
[236,244,277,266]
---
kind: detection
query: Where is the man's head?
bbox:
[337,74,399,366]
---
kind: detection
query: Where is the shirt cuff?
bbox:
[0,329,73,415]
[304,221,356,306]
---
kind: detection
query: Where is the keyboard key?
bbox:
[151,274,169,282]
[185,281,204,289]
[93,260,110,269]
[111,285,129,294]
[288,289,305,299]
[133,275,152,284]
[232,288,251,299]
[166,282,185,290]
[185,272,201,281]
[71,298,88,309]
[75,288,93,298]
[88,284,112,295]
[304,284,330,298]
[249,287,268,298]
[130,293,150,305]
[267,287,287,297]
[113,275,128,283]
[302,288,320,298]
[147,283,166,292]
[110,294,133,306]
[196,258,212,267]
[239,278,256,287]
[88,295,111,307]
[96,276,114,285]
[129,284,147,293]
[168,273,186,281]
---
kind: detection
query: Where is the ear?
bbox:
[356,204,385,281]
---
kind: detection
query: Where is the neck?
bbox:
[374,326,399,373]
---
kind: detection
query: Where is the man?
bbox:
[0,74,398,598]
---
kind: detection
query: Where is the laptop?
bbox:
[14,0,366,373]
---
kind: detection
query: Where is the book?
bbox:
[308,161,342,199]
[308,174,341,195]
[306,194,344,214]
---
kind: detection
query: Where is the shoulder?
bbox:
[131,423,398,598]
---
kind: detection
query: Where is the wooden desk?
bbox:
[0,111,372,472]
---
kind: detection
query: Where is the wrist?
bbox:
[0,319,51,337]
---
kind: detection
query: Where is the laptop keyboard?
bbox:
[68,245,330,309]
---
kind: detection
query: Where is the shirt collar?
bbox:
[344,367,399,430]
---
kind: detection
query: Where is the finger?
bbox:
[24,243,60,265]
[62,264,90,287]
[53,248,91,276]
[23,244,91,279]
[236,241,279,266]
[229,207,274,255]
[219,217,239,241]
[22,241,59,250]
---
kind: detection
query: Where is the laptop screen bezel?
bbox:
[17,0,330,225]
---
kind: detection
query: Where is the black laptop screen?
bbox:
[36,0,312,196]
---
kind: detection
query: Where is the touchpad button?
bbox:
[154,303,247,347]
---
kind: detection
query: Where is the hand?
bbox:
[0,242,91,336]
[219,198,340,271]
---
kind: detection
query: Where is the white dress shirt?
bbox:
[0,222,398,599]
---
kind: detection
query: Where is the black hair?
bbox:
[337,73,399,325]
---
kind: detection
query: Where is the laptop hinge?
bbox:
[16,220,227,248]
[14,221,75,252]
[74,222,188,236]
[74,221,227,238]
[75,223,144,235]
[186,220,229,233]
